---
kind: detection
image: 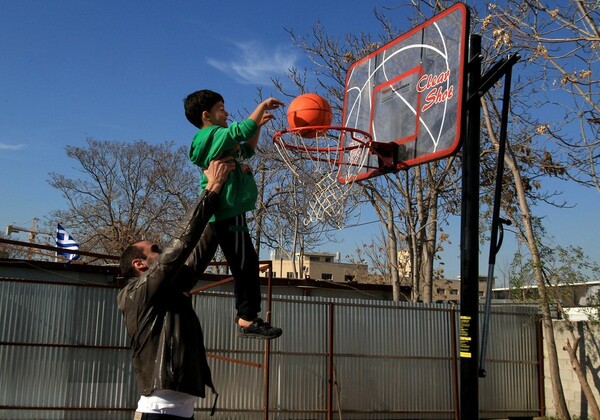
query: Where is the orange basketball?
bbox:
[286,93,333,138]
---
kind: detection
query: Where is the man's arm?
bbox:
[204,155,235,193]
[137,157,235,298]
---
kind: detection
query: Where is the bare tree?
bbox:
[508,236,600,418]
[0,233,30,259]
[480,96,571,418]
[404,0,598,415]
[358,159,460,302]
[48,138,199,256]
[484,0,600,191]
[475,2,600,417]
[272,0,598,415]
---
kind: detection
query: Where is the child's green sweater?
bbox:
[189,119,259,221]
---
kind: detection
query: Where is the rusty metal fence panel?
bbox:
[477,305,540,418]
[0,279,134,420]
[330,301,457,419]
[0,278,540,419]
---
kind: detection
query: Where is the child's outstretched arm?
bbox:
[249,97,285,125]
[245,97,285,150]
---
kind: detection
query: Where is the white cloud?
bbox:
[0,143,26,151]
[207,40,298,85]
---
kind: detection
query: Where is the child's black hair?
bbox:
[184,89,224,129]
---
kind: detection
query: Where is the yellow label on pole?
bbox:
[460,315,472,358]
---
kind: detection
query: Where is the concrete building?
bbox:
[433,276,491,303]
[269,250,369,283]
[268,250,492,303]
[492,281,600,320]
[492,281,600,307]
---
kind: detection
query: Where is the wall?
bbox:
[0,275,542,419]
[543,320,600,419]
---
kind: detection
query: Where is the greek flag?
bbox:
[56,223,80,261]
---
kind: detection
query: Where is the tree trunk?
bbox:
[421,191,440,303]
[482,98,571,418]
[402,172,422,302]
[362,182,404,300]
[385,199,401,301]
[507,146,571,419]
[408,231,420,302]
[564,337,600,419]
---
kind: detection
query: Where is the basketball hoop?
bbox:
[272,126,373,227]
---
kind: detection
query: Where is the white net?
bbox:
[273,127,372,227]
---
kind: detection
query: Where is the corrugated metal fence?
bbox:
[0,277,541,419]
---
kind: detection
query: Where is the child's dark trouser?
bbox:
[211,213,261,320]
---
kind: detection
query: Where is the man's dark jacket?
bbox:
[118,190,218,398]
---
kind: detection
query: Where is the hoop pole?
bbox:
[460,33,481,420]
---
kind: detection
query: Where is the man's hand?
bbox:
[204,156,235,193]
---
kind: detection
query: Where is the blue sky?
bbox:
[1,0,598,281]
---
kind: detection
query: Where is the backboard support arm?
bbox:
[479,53,520,378]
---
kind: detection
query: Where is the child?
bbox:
[184,89,284,339]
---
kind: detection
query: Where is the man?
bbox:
[118,157,234,419]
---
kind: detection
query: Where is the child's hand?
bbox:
[259,112,275,126]
[263,98,285,110]
[249,98,285,129]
